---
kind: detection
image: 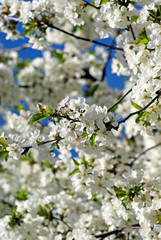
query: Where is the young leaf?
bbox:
[131,101,142,110]
[135,112,144,123]
[131,15,139,23]
[0,151,9,160]
[132,28,149,45]
[28,113,47,124]
[37,206,49,217]
[100,0,110,4]
[15,188,28,201]
[0,137,8,147]
[72,158,80,166]
[89,133,96,148]
[81,155,88,169]
[84,85,99,97]
[69,168,80,176]
[113,186,126,199]
[53,50,64,62]
[140,112,151,121]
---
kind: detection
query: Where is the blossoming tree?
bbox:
[0,0,161,239]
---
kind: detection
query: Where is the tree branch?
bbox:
[95,224,140,239]
[127,17,136,40]
[118,89,161,124]
[53,216,73,231]
[108,87,133,112]
[128,24,136,40]
[45,23,123,51]
[131,142,161,161]
[82,0,101,9]
[21,138,63,155]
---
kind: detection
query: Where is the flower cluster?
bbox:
[0,0,161,240]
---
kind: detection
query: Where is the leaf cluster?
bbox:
[131,101,151,123]
[148,5,161,24]
[0,137,9,160]
[8,206,24,229]
[132,28,149,45]
[113,183,144,206]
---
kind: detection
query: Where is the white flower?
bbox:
[7,143,24,160]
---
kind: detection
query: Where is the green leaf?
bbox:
[135,111,151,123]
[81,155,88,169]
[131,15,139,23]
[133,28,149,45]
[42,160,53,168]
[100,0,110,4]
[157,215,161,223]
[135,112,144,123]
[16,59,30,70]
[72,158,80,166]
[37,206,49,217]
[20,152,35,164]
[131,101,142,110]
[23,27,35,37]
[91,194,101,205]
[0,137,8,147]
[80,127,88,138]
[9,102,25,112]
[11,206,17,216]
[0,163,5,173]
[113,186,126,200]
[53,50,64,62]
[38,104,53,117]
[148,6,161,23]
[28,113,47,124]
[0,151,9,160]
[89,133,96,148]
[15,188,28,201]
[69,168,80,176]
[8,206,24,229]
[141,28,148,39]
[140,112,151,121]
[84,85,99,97]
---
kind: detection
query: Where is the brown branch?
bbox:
[130,142,161,161]
[108,87,133,112]
[118,89,161,124]
[95,224,140,239]
[45,23,123,51]
[3,15,123,51]
[128,24,136,40]
[82,0,100,9]
[53,216,73,231]
[21,138,63,155]
[127,17,136,40]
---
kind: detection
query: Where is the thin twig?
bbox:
[118,90,161,124]
[108,87,133,112]
[127,17,136,40]
[3,15,123,51]
[95,224,140,239]
[128,24,136,40]
[131,142,161,161]
[82,0,101,9]
[53,216,73,231]
[46,23,123,51]
[21,138,63,155]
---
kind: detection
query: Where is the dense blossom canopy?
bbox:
[0,0,161,239]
